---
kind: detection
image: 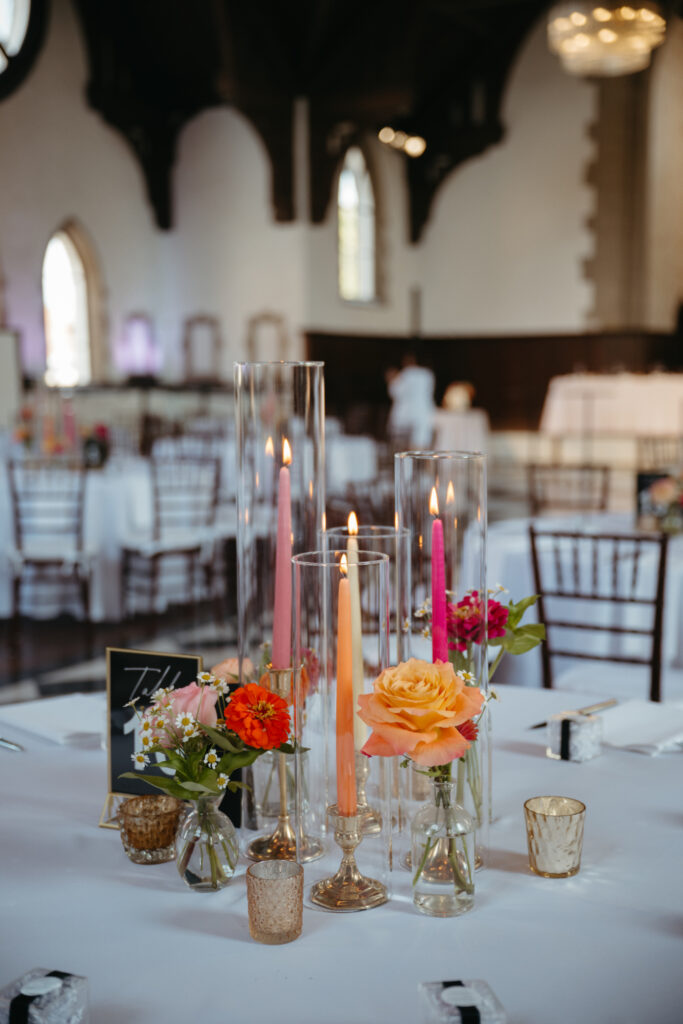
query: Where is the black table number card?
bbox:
[100,646,202,828]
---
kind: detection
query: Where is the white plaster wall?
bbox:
[306,18,597,336]
[420,18,596,334]
[643,19,683,331]
[0,0,157,376]
[0,1,677,384]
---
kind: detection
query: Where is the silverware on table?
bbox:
[529,698,618,730]
[0,737,24,751]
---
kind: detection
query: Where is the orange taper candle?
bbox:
[336,558,357,816]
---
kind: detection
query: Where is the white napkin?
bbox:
[600,699,683,755]
[0,692,106,747]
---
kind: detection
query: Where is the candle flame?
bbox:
[265,436,274,457]
[348,510,359,535]
[446,481,455,505]
[340,553,348,575]
[429,487,439,516]
[282,437,292,465]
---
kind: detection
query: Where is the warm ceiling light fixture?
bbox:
[547,2,666,75]
[377,126,427,158]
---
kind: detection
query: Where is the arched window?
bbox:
[42,230,92,387]
[337,146,377,303]
[41,221,107,387]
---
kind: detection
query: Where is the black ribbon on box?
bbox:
[441,981,481,1023]
[560,718,572,761]
[9,971,71,1024]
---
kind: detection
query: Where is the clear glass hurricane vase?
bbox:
[395,450,489,864]
[176,795,239,892]
[411,774,475,917]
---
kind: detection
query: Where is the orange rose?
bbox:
[357,658,484,768]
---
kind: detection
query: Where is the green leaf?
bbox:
[506,594,539,629]
[118,772,189,801]
[503,622,545,655]
[200,724,241,753]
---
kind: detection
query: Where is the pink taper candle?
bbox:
[271,438,292,670]
[430,487,448,663]
[336,558,357,816]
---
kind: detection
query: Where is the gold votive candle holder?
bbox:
[118,794,183,864]
[246,860,303,944]
[524,795,586,878]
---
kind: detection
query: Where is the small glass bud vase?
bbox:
[411,773,475,918]
[176,795,239,892]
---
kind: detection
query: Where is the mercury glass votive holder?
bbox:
[246,861,303,944]
[118,795,183,864]
[524,795,586,878]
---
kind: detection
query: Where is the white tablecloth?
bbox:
[487,513,683,691]
[433,408,490,453]
[1,685,681,1023]
[540,372,683,437]
[326,435,378,494]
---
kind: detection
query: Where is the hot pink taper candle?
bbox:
[271,438,292,670]
[430,487,448,663]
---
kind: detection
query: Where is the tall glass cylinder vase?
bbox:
[234,361,325,847]
[292,549,392,909]
[395,450,489,866]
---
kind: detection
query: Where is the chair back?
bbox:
[8,458,87,553]
[150,456,220,541]
[636,435,683,472]
[529,526,668,701]
[527,464,610,516]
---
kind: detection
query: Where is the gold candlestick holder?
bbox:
[355,751,382,835]
[247,667,323,863]
[310,806,388,912]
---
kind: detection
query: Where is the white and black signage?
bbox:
[105,646,203,805]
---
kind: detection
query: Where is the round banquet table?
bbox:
[0,684,681,1024]
[539,372,683,437]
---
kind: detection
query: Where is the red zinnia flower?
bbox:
[224,683,290,750]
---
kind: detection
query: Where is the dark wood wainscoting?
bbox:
[305,330,681,433]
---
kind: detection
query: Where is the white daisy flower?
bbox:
[197,671,217,685]
[150,687,168,703]
[131,752,149,769]
[175,711,195,729]
[217,773,229,789]
[421,626,431,639]
[182,722,198,739]
[140,717,153,733]
[153,715,167,731]
[141,733,154,749]
[211,677,229,695]
[204,748,219,769]
[457,670,475,684]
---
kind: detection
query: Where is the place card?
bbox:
[99,647,202,828]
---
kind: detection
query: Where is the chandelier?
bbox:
[547,3,666,76]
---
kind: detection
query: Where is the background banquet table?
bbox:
[432,408,490,453]
[539,372,683,437]
[1,685,681,1023]
[487,512,683,691]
